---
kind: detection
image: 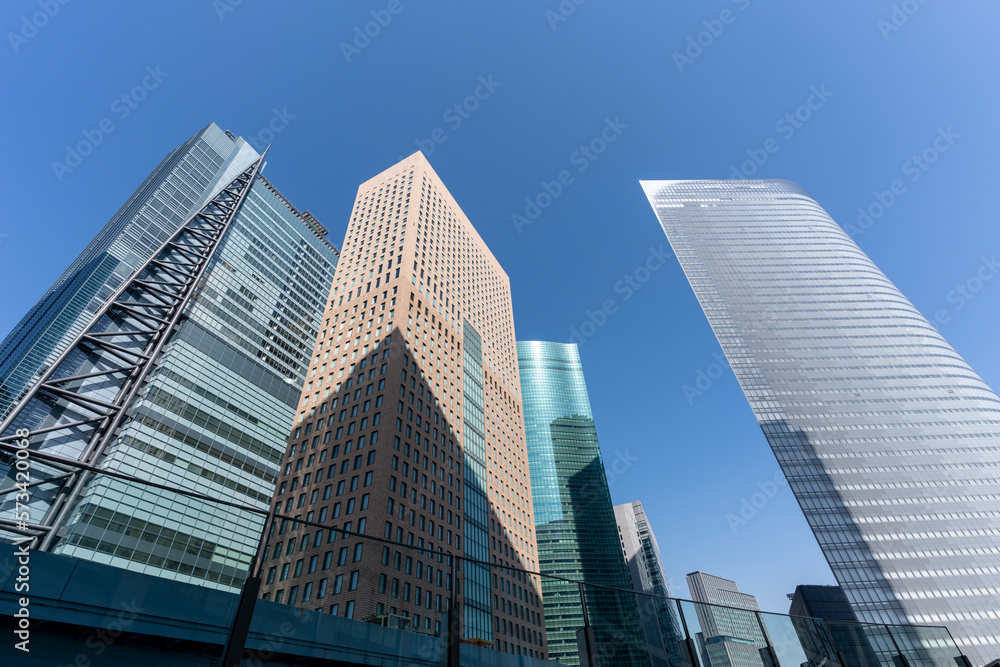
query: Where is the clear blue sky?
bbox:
[2,0,998,614]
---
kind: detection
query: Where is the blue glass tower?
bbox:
[517,341,647,666]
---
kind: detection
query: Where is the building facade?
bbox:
[616,500,684,666]
[643,179,1000,665]
[787,585,856,622]
[0,123,338,591]
[615,500,671,603]
[518,341,647,666]
[687,572,768,667]
[0,125,258,423]
[259,153,547,659]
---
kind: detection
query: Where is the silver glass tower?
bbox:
[616,500,685,667]
[643,179,1000,665]
[615,500,671,602]
[0,124,338,591]
[687,572,768,667]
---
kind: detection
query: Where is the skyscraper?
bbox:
[0,123,338,591]
[259,152,547,659]
[517,341,647,666]
[687,571,768,667]
[615,500,671,603]
[787,585,856,622]
[616,500,684,667]
[0,124,260,422]
[643,179,1000,665]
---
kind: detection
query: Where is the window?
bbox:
[266,566,276,584]
[353,543,363,562]
[280,563,290,581]
[334,574,343,595]
[338,547,348,566]
[349,571,359,591]
[323,551,333,569]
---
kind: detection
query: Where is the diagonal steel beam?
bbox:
[0,151,267,550]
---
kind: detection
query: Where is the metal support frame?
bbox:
[576,582,600,667]
[0,152,266,550]
[441,554,462,667]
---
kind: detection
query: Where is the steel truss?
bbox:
[0,153,265,550]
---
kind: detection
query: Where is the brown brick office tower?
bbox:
[260,153,547,659]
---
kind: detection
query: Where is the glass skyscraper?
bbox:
[518,341,647,666]
[616,500,685,667]
[643,179,1000,665]
[0,124,259,423]
[687,571,769,667]
[0,123,338,591]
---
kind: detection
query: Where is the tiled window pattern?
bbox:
[0,124,259,424]
[53,160,338,591]
[643,179,1000,666]
[261,153,546,659]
